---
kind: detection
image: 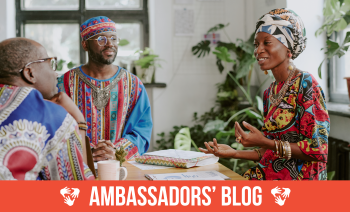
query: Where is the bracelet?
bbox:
[282,140,287,159]
[274,139,279,157]
[78,123,88,131]
[254,148,262,160]
[285,141,291,160]
[279,140,284,158]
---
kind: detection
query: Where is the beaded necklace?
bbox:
[269,66,296,107]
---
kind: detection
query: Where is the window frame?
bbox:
[15,0,149,65]
[328,32,350,104]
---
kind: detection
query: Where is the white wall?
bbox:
[287,0,328,99]
[0,0,16,41]
[149,0,246,149]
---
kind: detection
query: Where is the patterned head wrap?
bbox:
[255,8,306,59]
[80,16,116,41]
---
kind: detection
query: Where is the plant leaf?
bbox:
[256,96,263,115]
[206,23,229,34]
[216,57,224,73]
[235,54,256,79]
[57,59,66,71]
[245,110,262,120]
[203,120,226,133]
[319,31,350,77]
[119,39,130,46]
[192,40,211,58]
[257,119,264,127]
[237,38,255,55]
[213,46,235,63]
[231,142,244,150]
[318,59,325,79]
[217,41,236,52]
[217,91,232,98]
[334,18,348,32]
[67,62,75,69]
[327,170,336,180]
[134,55,159,69]
[216,129,235,140]
[174,127,192,151]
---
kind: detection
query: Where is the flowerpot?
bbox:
[135,65,144,80]
[344,77,350,103]
[135,65,155,83]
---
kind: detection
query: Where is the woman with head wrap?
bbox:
[199,9,330,180]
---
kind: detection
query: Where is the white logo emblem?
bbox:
[60,187,80,206]
[271,186,291,206]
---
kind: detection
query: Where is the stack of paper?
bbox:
[135,149,219,168]
[145,171,230,180]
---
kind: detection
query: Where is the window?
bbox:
[16,0,148,73]
[330,29,350,104]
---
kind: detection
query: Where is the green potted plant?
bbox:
[154,23,271,172]
[115,146,128,180]
[134,48,163,83]
[316,0,350,102]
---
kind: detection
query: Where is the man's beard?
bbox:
[88,45,117,65]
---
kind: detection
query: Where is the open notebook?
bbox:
[135,149,219,168]
[145,170,230,180]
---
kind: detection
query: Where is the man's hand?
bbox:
[92,140,116,161]
[48,92,85,123]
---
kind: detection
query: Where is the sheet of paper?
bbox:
[174,0,194,4]
[174,9,194,36]
[195,157,219,167]
[144,149,214,160]
[94,162,98,170]
[146,170,230,180]
[167,176,224,180]
[128,161,173,170]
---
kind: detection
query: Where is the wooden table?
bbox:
[123,160,247,180]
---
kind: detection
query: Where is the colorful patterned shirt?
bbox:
[0,84,94,180]
[243,71,330,180]
[57,66,152,159]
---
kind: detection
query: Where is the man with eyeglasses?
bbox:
[57,16,152,161]
[0,37,94,180]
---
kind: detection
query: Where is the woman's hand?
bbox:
[235,121,268,148]
[48,92,85,123]
[199,138,237,158]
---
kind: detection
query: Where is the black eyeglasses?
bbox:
[88,35,120,46]
[19,57,57,72]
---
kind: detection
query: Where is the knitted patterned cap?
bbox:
[80,16,116,41]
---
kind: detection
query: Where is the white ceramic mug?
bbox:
[97,160,128,180]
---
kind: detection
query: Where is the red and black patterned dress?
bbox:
[243,71,330,180]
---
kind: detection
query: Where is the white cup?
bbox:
[97,160,128,180]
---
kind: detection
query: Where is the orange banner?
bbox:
[1,181,346,212]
